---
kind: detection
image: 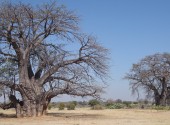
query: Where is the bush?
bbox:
[88,99,100,107]
[122,101,132,108]
[72,101,77,106]
[152,106,170,110]
[67,103,76,110]
[93,104,103,110]
[133,102,138,105]
[58,103,65,110]
[105,99,114,107]
[129,103,138,109]
[106,103,125,109]
[115,99,122,103]
[48,103,52,110]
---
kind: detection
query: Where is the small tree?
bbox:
[88,99,100,108]
[67,102,75,110]
[58,103,65,110]
[72,101,77,106]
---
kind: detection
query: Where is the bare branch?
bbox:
[0,80,20,91]
[125,53,170,105]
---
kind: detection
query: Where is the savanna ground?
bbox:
[0,108,170,125]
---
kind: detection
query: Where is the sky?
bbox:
[1,0,170,102]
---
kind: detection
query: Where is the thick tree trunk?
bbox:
[19,87,49,118]
[17,98,48,117]
[160,96,167,106]
[37,103,44,116]
[155,97,161,106]
[17,59,50,118]
[154,93,161,106]
[16,103,23,118]
[154,95,167,106]
[160,79,167,106]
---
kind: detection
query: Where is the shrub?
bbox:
[122,101,132,108]
[67,103,76,110]
[48,103,52,110]
[106,103,125,109]
[115,99,122,103]
[88,99,100,107]
[58,103,65,110]
[133,102,138,105]
[129,103,138,109]
[152,106,170,110]
[72,101,77,106]
[105,99,114,107]
[93,104,103,110]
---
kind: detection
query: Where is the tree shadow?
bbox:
[0,113,16,118]
[47,112,103,119]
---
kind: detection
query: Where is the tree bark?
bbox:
[16,103,23,118]
[155,97,161,106]
[20,98,48,117]
[19,83,49,117]
[160,78,167,106]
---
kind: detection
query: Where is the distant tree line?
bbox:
[46,98,170,111]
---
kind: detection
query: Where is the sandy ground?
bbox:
[0,108,170,125]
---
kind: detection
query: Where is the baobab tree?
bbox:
[125,53,170,106]
[0,2,109,117]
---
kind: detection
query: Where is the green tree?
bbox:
[67,102,75,110]
[58,103,65,110]
[88,99,100,108]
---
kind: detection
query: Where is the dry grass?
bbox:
[0,108,170,125]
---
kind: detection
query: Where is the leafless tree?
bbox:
[0,2,109,117]
[125,53,170,106]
